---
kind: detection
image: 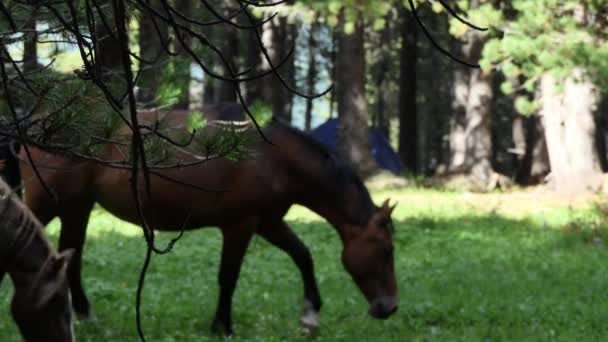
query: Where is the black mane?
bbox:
[273,120,375,224]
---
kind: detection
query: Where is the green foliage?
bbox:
[514,96,539,116]
[470,0,608,115]
[1,190,607,340]
[249,100,272,127]
[283,0,396,29]
[186,111,207,133]
[4,72,120,155]
[157,57,190,107]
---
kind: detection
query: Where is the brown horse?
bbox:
[0,178,74,342]
[20,103,398,335]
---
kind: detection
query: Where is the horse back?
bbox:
[20,104,292,230]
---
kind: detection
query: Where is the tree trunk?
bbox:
[244,24,262,104]
[398,7,418,174]
[95,21,122,83]
[137,1,168,107]
[173,0,192,109]
[252,9,295,123]
[512,115,550,184]
[595,94,608,171]
[266,16,295,123]
[336,12,377,178]
[23,17,37,73]
[541,72,603,193]
[216,6,239,103]
[374,17,392,140]
[304,23,317,131]
[448,26,494,188]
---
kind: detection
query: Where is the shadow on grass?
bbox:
[2,211,607,341]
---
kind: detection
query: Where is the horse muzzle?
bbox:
[368,296,398,319]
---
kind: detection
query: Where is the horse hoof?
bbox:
[300,300,320,332]
[73,299,91,320]
[211,319,233,336]
[75,310,92,320]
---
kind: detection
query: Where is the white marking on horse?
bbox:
[300,300,320,330]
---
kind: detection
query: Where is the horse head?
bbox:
[341,198,398,319]
[11,249,75,342]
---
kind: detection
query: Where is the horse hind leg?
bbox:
[258,220,322,331]
[58,200,94,319]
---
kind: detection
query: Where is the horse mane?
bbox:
[272,120,375,224]
[0,179,48,271]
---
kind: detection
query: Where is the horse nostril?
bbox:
[368,301,398,319]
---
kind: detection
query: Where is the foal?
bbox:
[0,178,74,342]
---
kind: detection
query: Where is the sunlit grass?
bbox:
[2,189,607,341]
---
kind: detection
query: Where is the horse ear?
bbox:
[30,249,74,309]
[381,198,397,214]
[389,201,398,215]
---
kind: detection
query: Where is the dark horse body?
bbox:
[0,178,74,342]
[20,103,397,334]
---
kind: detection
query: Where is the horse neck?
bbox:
[0,194,50,287]
[277,129,373,236]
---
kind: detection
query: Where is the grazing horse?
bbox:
[20,103,398,335]
[0,178,74,342]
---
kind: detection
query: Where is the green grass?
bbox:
[2,189,608,341]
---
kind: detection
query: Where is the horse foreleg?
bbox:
[58,201,94,319]
[211,226,254,336]
[258,220,322,330]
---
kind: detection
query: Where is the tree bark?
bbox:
[373,17,392,140]
[398,7,418,174]
[23,17,37,73]
[137,1,168,107]
[95,21,122,82]
[336,12,377,178]
[266,16,295,123]
[448,26,494,188]
[173,0,192,109]
[304,23,318,131]
[512,115,550,184]
[541,72,603,193]
[250,8,295,123]
[216,6,239,103]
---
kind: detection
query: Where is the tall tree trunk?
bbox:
[216,6,239,103]
[328,29,337,119]
[374,17,392,140]
[173,0,192,109]
[595,94,608,171]
[336,12,377,178]
[23,17,37,73]
[541,71,603,193]
[448,26,494,188]
[254,8,295,123]
[304,23,317,131]
[513,115,550,184]
[137,1,168,107]
[398,7,418,174]
[267,16,295,123]
[95,21,122,83]
[244,28,260,104]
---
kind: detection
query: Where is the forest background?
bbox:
[2,0,608,194]
[2,1,608,341]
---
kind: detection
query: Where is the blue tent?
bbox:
[310,119,403,175]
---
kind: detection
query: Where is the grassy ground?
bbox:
[2,188,608,341]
